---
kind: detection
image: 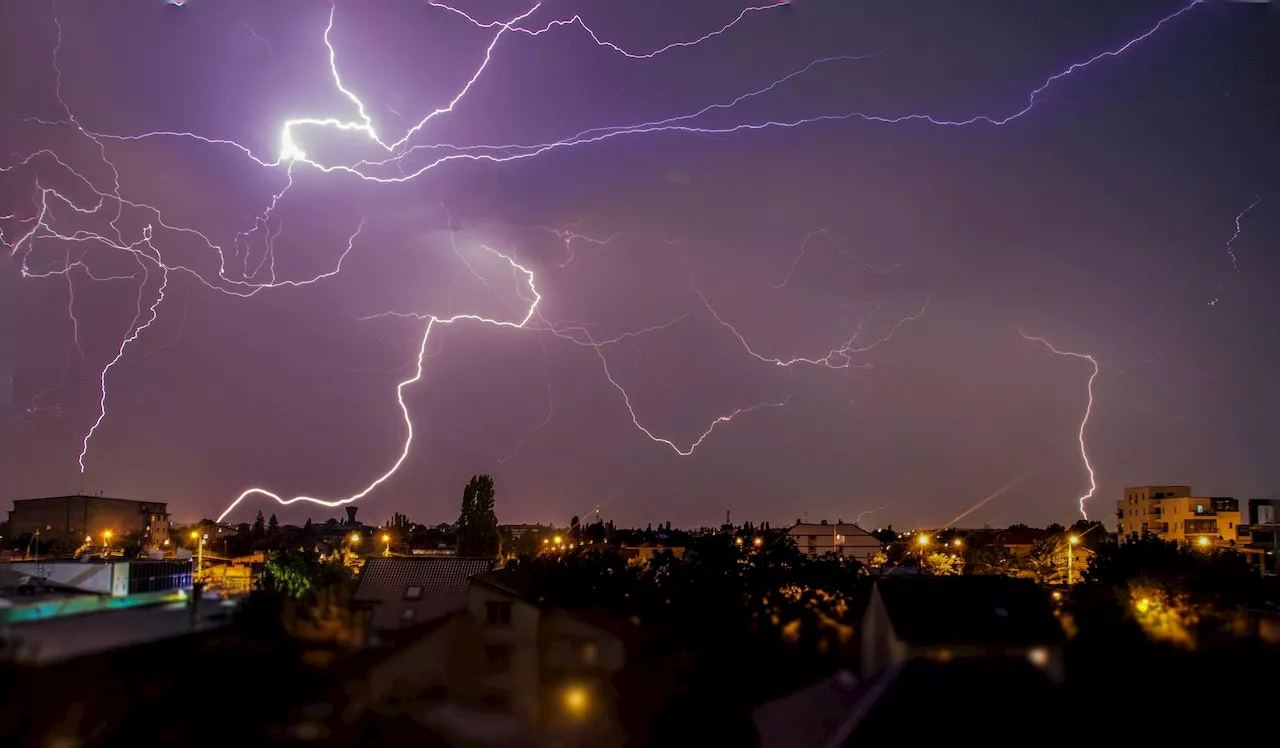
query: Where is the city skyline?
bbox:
[2,0,1278,529]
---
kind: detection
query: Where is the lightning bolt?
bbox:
[1207,195,1262,306]
[1019,330,1101,519]
[3,0,1204,520]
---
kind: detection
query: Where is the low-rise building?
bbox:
[349,568,632,746]
[1117,486,1242,546]
[789,521,882,562]
[7,494,170,547]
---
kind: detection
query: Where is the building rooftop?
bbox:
[11,494,166,506]
[832,658,1061,746]
[875,576,1064,646]
[355,556,495,601]
[354,556,495,630]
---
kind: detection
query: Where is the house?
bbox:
[993,526,1055,557]
[354,556,494,634]
[789,522,882,563]
[860,576,1065,683]
[349,567,633,746]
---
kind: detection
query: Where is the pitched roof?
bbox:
[830,658,1061,747]
[874,576,1064,646]
[355,557,494,603]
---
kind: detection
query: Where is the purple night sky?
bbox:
[1,0,1277,530]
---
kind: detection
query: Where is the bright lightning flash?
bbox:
[1,1,1204,521]
[1019,330,1101,519]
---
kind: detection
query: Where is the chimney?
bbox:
[345,506,359,526]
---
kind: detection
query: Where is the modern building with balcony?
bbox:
[1116,486,1241,547]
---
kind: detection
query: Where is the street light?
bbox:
[735,537,744,546]
[350,533,361,545]
[752,537,763,547]
[953,538,963,548]
[382,533,391,556]
[1067,535,1079,585]
[102,530,113,554]
[917,535,929,547]
[1197,536,1210,547]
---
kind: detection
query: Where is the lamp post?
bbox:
[190,531,206,582]
[382,533,391,557]
[102,530,113,556]
[1067,535,1079,585]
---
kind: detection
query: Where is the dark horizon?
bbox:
[2,1,1278,530]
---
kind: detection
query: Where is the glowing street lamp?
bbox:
[382,533,391,556]
[752,537,763,547]
[735,537,744,546]
[916,534,929,547]
[102,530,113,554]
[1197,536,1210,548]
[350,533,361,546]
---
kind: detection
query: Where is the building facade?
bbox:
[788,522,882,563]
[7,495,170,546]
[1117,486,1241,546]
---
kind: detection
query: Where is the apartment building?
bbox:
[1116,485,1241,546]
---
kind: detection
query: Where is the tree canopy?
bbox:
[457,474,499,557]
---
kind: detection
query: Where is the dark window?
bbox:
[486,601,513,625]
[485,645,511,674]
[404,585,423,600]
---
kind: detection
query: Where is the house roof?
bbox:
[829,658,1061,747]
[354,556,494,603]
[790,523,876,539]
[874,576,1064,646]
[468,568,536,601]
[994,527,1055,546]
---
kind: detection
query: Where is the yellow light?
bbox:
[953,539,962,547]
[190,531,198,540]
[1068,535,1080,545]
[381,534,390,543]
[350,533,360,544]
[1197,536,1210,547]
[103,530,112,539]
[753,537,763,547]
[1051,591,1063,600]
[85,536,92,543]
[542,538,549,544]
[562,685,589,716]
[735,537,743,546]
[553,535,562,544]
[917,535,929,546]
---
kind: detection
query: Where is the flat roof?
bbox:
[12,494,167,507]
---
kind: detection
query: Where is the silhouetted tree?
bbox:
[457,475,499,557]
[252,510,266,539]
[267,513,280,535]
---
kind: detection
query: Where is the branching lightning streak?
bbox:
[1223,195,1262,274]
[80,251,169,472]
[5,0,1200,519]
[1019,330,1100,519]
[691,264,931,371]
[771,228,898,289]
[1208,196,1263,306]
